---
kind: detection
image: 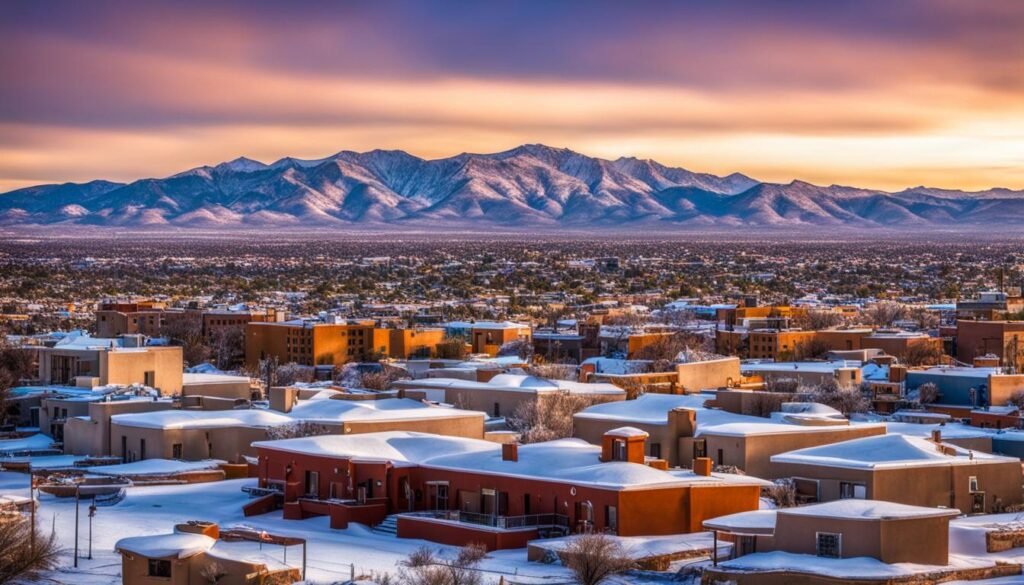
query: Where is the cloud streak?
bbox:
[1,0,1022,192]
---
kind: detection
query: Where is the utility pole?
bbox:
[73,485,80,568]
[88,496,96,559]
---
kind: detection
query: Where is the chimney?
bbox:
[694,457,712,476]
[931,429,942,443]
[502,443,518,462]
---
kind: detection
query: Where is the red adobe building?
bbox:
[246,429,765,550]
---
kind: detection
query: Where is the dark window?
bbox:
[612,439,627,461]
[816,532,841,558]
[172,444,182,459]
[148,559,172,578]
[140,438,146,460]
[493,402,501,417]
[649,443,661,459]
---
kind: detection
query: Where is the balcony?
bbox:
[396,511,571,551]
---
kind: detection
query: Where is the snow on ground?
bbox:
[86,458,225,477]
[0,433,55,453]
[717,550,993,578]
[0,471,575,585]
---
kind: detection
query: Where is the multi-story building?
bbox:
[956,319,1024,369]
[444,321,532,356]
[244,319,377,368]
[37,333,184,394]
[248,430,766,550]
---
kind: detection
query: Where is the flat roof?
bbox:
[770,433,1014,470]
[778,499,961,521]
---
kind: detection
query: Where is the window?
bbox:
[649,442,661,459]
[816,532,842,558]
[693,439,707,459]
[606,505,618,532]
[305,470,319,497]
[493,402,501,417]
[612,439,627,461]
[144,371,155,387]
[148,559,172,578]
[172,444,182,459]
[839,482,866,499]
[969,476,980,493]
[140,438,146,460]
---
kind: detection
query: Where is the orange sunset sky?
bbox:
[1,0,1023,193]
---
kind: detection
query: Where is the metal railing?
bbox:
[403,510,569,530]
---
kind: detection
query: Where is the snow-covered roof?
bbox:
[253,431,765,491]
[575,393,710,424]
[778,499,961,520]
[444,321,529,330]
[394,375,625,395]
[115,532,216,559]
[703,509,778,534]
[771,434,1014,470]
[112,409,293,430]
[251,431,496,468]
[286,397,484,424]
[604,426,649,438]
[182,372,250,385]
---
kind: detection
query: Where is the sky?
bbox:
[1,0,1023,193]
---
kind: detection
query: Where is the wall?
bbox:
[676,358,741,393]
[343,413,485,439]
[101,347,184,395]
[695,425,886,479]
[112,423,269,463]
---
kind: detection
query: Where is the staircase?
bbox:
[373,515,399,536]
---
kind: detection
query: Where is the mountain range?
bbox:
[3,144,1024,230]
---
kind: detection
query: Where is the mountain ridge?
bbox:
[3,144,1023,229]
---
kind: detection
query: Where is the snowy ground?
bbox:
[0,471,581,585]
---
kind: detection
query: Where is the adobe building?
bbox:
[110,396,486,462]
[248,430,766,550]
[703,500,964,584]
[115,522,302,585]
[372,327,447,360]
[573,393,711,466]
[443,321,532,356]
[861,331,943,360]
[770,433,1022,512]
[62,396,175,456]
[244,318,377,368]
[688,410,887,479]
[390,373,625,418]
[677,357,741,393]
[37,333,183,394]
[956,319,1024,368]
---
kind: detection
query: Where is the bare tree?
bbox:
[792,310,845,331]
[916,382,939,405]
[0,517,63,584]
[507,390,599,443]
[865,302,905,328]
[398,544,486,585]
[526,363,578,381]
[265,421,332,440]
[0,335,35,426]
[560,533,636,585]
[161,313,211,366]
[497,339,534,361]
[274,362,315,386]
[356,365,411,391]
[631,333,708,372]
[434,339,468,360]
[793,338,833,361]
[902,342,945,367]
[210,327,245,370]
[764,479,797,508]
[803,378,868,416]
